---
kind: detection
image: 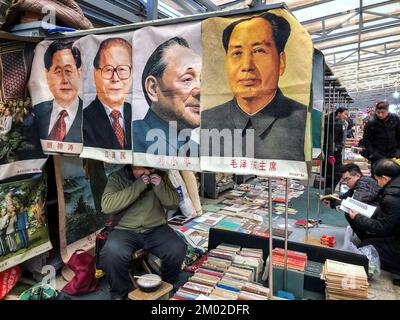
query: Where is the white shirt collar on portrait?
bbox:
[48,97,80,136]
[101,101,125,130]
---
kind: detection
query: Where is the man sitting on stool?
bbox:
[100,165,186,300]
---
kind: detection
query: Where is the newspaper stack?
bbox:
[321,259,369,300]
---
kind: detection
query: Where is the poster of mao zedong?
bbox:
[200,9,313,179]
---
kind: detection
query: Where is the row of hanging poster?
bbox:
[0,8,316,272]
[1,8,314,183]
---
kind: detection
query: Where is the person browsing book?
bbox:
[323,163,380,209]
[347,159,400,276]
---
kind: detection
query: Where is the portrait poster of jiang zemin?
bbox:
[29,40,83,155]
[131,22,201,171]
[200,9,313,179]
[80,32,134,164]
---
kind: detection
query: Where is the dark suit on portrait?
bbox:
[201,89,307,161]
[133,108,198,157]
[33,98,83,143]
[83,96,132,150]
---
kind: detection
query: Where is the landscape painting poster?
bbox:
[200,8,313,179]
[0,174,52,272]
[0,41,47,181]
[54,155,120,261]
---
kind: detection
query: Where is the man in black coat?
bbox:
[34,41,82,143]
[322,107,348,194]
[362,101,400,174]
[347,159,400,275]
[201,12,307,161]
[83,38,132,150]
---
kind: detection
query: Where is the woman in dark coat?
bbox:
[347,158,400,277]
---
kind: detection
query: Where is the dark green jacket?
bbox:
[101,166,180,232]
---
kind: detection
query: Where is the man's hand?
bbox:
[327,156,336,165]
[348,209,359,219]
[150,173,162,187]
[141,174,151,185]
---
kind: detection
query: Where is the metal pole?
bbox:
[268,177,273,300]
[316,84,328,228]
[323,82,332,196]
[331,87,337,193]
[147,0,158,20]
[200,173,205,200]
[283,178,289,290]
[306,173,311,240]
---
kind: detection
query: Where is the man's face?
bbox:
[153,45,201,129]
[375,108,388,120]
[46,49,81,108]
[132,166,155,179]
[225,18,285,109]
[341,172,360,189]
[94,44,132,110]
[375,175,390,188]
[338,111,349,121]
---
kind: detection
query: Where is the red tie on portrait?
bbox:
[48,110,68,141]
[110,110,125,148]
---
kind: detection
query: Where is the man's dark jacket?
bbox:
[353,174,400,242]
[83,97,132,150]
[201,89,307,161]
[362,113,400,161]
[133,108,198,157]
[338,175,380,205]
[323,112,346,157]
[34,98,83,142]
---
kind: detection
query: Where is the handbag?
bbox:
[0,266,21,300]
[62,249,99,296]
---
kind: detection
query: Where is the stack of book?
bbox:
[193,244,238,278]
[238,282,270,300]
[321,259,369,300]
[171,281,214,300]
[271,248,307,272]
[268,248,307,298]
[189,273,221,287]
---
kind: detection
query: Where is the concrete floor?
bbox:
[369,271,400,300]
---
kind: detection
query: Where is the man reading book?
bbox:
[346,159,400,276]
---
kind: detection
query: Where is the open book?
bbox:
[340,197,377,218]
[319,194,342,201]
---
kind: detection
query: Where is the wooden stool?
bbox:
[128,281,173,300]
[128,249,153,288]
